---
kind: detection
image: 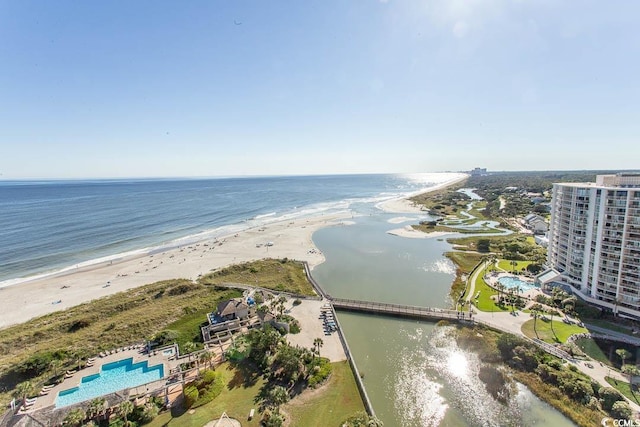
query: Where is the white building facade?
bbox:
[548,173,640,318]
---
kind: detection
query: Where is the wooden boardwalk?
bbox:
[331,298,473,322]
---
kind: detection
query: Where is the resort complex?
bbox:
[545,173,640,319]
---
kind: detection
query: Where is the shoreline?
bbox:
[0,212,352,329]
[376,173,468,213]
[1,174,468,330]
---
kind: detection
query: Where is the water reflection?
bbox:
[447,352,469,379]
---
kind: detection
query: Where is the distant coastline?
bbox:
[0,173,467,328]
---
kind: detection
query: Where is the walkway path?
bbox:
[464,259,640,411]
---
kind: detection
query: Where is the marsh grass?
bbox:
[199,258,316,296]
[0,259,315,403]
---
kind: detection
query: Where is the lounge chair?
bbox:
[41,384,54,391]
[87,357,96,362]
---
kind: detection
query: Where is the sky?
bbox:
[1,1,639,179]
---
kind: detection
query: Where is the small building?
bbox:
[201,297,257,343]
[522,214,548,235]
[470,167,487,177]
[216,298,250,321]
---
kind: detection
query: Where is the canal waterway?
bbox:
[312,205,575,427]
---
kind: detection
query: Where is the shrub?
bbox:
[611,401,633,420]
[308,357,332,388]
[68,318,92,332]
[184,385,199,409]
[17,351,66,377]
[152,330,178,346]
[600,387,625,411]
[292,299,302,306]
[167,283,197,296]
[191,369,225,407]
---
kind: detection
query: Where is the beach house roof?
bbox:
[217,298,249,318]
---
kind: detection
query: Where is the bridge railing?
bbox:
[331,298,473,320]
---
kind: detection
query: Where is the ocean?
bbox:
[0,172,463,286]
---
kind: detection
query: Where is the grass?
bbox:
[512,371,605,427]
[0,258,318,403]
[473,274,509,312]
[497,260,532,273]
[521,318,588,344]
[0,279,241,404]
[605,376,640,406]
[574,337,612,366]
[149,361,363,427]
[445,252,483,301]
[284,361,365,427]
[165,309,211,353]
[199,258,316,296]
[149,362,265,427]
[583,319,635,336]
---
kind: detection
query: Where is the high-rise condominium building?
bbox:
[547,173,640,319]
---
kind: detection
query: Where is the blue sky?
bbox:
[1,1,639,178]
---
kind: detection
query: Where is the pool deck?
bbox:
[483,272,543,304]
[26,346,180,412]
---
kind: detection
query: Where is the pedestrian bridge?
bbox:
[330,297,473,322]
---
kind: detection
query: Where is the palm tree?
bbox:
[183,341,197,355]
[199,351,213,370]
[510,260,518,274]
[276,296,287,317]
[15,381,35,402]
[531,310,539,339]
[14,381,34,403]
[86,398,107,422]
[616,348,632,367]
[118,400,134,426]
[62,408,86,427]
[268,385,290,413]
[494,283,502,307]
[549,313,557,341]
[622,364,640,381]
[49,358,62,380]
[313,338,324,358]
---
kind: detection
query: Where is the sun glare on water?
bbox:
[446,351,469,379]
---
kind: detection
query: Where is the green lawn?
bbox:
[472,274,509,312]
[574,337,612,366]
[497,259,532,273]
[149,361,364,427]
[284,361,365,427]
[606,376,640,406]
[149,363,265,427]
[164,309,210,353]
[584,319,636,336]
[521,318,588,344]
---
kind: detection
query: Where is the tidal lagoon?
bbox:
[313,209,575,427]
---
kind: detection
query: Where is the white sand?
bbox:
[2,174,468,329]
[0,213,350,329]
[386,226,451,239]
[386,216,416,224]
[377,174,469,213]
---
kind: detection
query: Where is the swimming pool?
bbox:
[56,358,164,408]
[497,276,538,292]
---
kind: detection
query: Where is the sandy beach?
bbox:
[1,174,468,330]
[376,173,468,213]
[0,213,350,329]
